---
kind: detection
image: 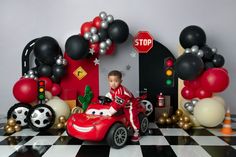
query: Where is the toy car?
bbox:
[67,95,153,148]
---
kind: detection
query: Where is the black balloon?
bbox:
[212,54,225,67]
[98,29,108,41]
[35,58,43,66]
[65,35,89,60]
[34,36,60,65]
[51,75,60,83]
[174,53,204,80]
[179,25,206,48]
[52,65,66,79]
[201,46,214,61]
[108,20,129,44]
[204,62,214,70]
[38,65,52,77]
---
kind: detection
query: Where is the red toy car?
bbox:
[66,95,153,148]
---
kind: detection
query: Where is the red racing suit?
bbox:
[106,85,140,130]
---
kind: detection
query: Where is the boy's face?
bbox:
[108,75,122,89]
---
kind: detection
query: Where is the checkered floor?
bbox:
[0,116,236,157]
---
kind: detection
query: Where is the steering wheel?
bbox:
[98,96,112,104]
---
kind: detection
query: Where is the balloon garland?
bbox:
[175,25,230,127]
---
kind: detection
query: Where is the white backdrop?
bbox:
[0,0,236,115]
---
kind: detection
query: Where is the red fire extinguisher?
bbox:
[157,93,165,107]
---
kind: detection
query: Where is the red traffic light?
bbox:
[166,58,174,67]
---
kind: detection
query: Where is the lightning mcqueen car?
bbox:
[66,96,153,148]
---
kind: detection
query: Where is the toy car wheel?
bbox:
[140,100,153,116]
[138,113,149,135]
[7,103,31,127]
[106,123,128,149]
[27,104,55,132]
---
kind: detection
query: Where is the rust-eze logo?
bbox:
[73,66,87,80]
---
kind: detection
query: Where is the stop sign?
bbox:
[133,31,153,53]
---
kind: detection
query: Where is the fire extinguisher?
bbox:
[157,93,165,107]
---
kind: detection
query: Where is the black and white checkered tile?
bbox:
[0,116,236,157]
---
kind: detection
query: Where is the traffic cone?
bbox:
[220,108,233,135]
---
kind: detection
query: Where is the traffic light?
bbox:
[38,80,45,103]
[164,57,174,87]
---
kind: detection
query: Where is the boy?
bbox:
[106,70,141,142]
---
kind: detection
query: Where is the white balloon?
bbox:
[46,98,71,125]
[213,96,226,106]
[194,98,225,127]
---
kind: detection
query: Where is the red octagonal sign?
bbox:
[133,31,153,53]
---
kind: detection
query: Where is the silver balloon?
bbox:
[91,34,99,43]
[184,102,192,108]
[90,27,97,34]
[196,50,204,58]
[106,15,114,23]
[34,77,38,80]
[99,42,107,49]
[101,21,108,29]
[58,56,63,59]
[90,38,94,43]
[191,45,199,53]
[211,48,217,54]
[184,48,191,53]
[29,74,35,79]
[105,39,112,46]
[84,32,92,40]
[99,11,107,20]
[191,99,199,106]
[28,70,34,75]
[24,75,29,78]
[99,49,106,55]
[186,105,194,113]
[62,59,67,66]
[56,59,63,65]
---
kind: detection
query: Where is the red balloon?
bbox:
[201,68,230,92]
[39,77,53,91]
[51,83,61,96]
[181,86,195,100]
[81,21,93,35]
[106,44,116,55]
[219,67,228,73]
[89,43,100,54]
[195,87,212,99]
[183,77,201,89]
[93,16,102,29]
[13,78,38,103]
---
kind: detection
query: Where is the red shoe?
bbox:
[131,134,141,142]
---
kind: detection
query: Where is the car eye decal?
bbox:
[86,109,110,116]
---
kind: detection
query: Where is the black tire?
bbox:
[27,104,55,132]
[7,103,32,128]
[106,123,128,149]
[139,113,149,135]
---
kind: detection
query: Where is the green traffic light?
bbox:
[39,94,45,100]
[166,79,172,86]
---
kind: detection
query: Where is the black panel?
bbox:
[139,40,178,121]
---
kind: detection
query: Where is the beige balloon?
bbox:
[46,97,71,126]
[213,96,226,106]
[194,98,225,127]
[189,115,201,127]
[45,91,53,100]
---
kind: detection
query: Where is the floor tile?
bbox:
[0,145,22,156]
[141,145,177,157]
[24,136,60,145]
[9,145,51,157]
[148,122,158,129]
[76,145,110,157]
[42,145,81,157]
[202,146,236,157]
[139,136,169,145]
[0,136,7,142]
[0,136,33,145]
[185,128,214,136]
[165,136,198,145]
[218,136,236,145]
[53,136,83,145]
[37,129,65,136]
[11,129,39,136]
[207,128,236,136]
[192,136,229,146]
[110,145,142,157]
[160,128,189,136]
[171,145,211,157]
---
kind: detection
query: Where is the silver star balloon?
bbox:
[93,58,100,65]
[89,48,95,55]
